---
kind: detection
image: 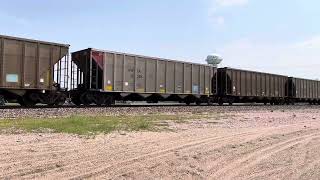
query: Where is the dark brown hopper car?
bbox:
[288,77,320,104]
[70,48,217,106]
[217,67,288,105]
[0,35,69,106]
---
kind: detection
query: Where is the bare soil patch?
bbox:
[1,106,320,179]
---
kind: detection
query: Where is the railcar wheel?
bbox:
[72,97,81,106]
[196,101,201,106]
[0,95,5,106]
[55,100,66,106]
[95,96,105,106]
[218,101,223,106]
[80,93,91,106]
[18,96,37,107]
[104,95,115,106]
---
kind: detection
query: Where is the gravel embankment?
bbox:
[0,105,318,119]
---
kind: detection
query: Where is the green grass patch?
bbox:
[0,116,152,135]
[0,113,220,135]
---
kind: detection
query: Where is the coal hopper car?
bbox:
[217,67,288,105]
[0,35,69,106]
[70,48,217,106]
[287,77,320,104]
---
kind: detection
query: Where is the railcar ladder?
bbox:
[90,61,100,89]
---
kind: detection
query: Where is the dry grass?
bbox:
[0,113,221,135]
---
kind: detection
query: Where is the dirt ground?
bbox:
[1,107,320,179]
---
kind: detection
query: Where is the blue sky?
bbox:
[0,0,319,78]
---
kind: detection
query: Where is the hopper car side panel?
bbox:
[102,51,215,95]
[288,77,320,104]
[70,48,217,106]
[217,67,287,105]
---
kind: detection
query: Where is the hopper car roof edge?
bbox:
[220,67,288,77]
[289,77,320,82]
[72,48,215,67]
[0,34,70,47]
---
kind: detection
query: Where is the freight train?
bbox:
[0,35,319,106]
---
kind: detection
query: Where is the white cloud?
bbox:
[208,0,249,27]
[294,36,320,49]
[216,36,320,79]
[215,0,249,7]
[212,16,225,26]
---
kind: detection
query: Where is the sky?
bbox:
[0,0,319,79]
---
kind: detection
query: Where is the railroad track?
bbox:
[0,103,312,110]
[0,103,191,109]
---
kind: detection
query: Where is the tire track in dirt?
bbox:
[210,131,320,179]
[233,136,316,180]
[96,132,266,179]
[200,123,320,176]
[6,124,312,179]
[246,136,320,180]
[92,128,320,179]
[290,137,320,180]
[48,132,259,179]
[67,129,289,180]
[0,132,177,172]
[0,137,172,178]
[74,122,320,179]
[292,160,320,179]
[0,134,133,162]
[0,131,254,179]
